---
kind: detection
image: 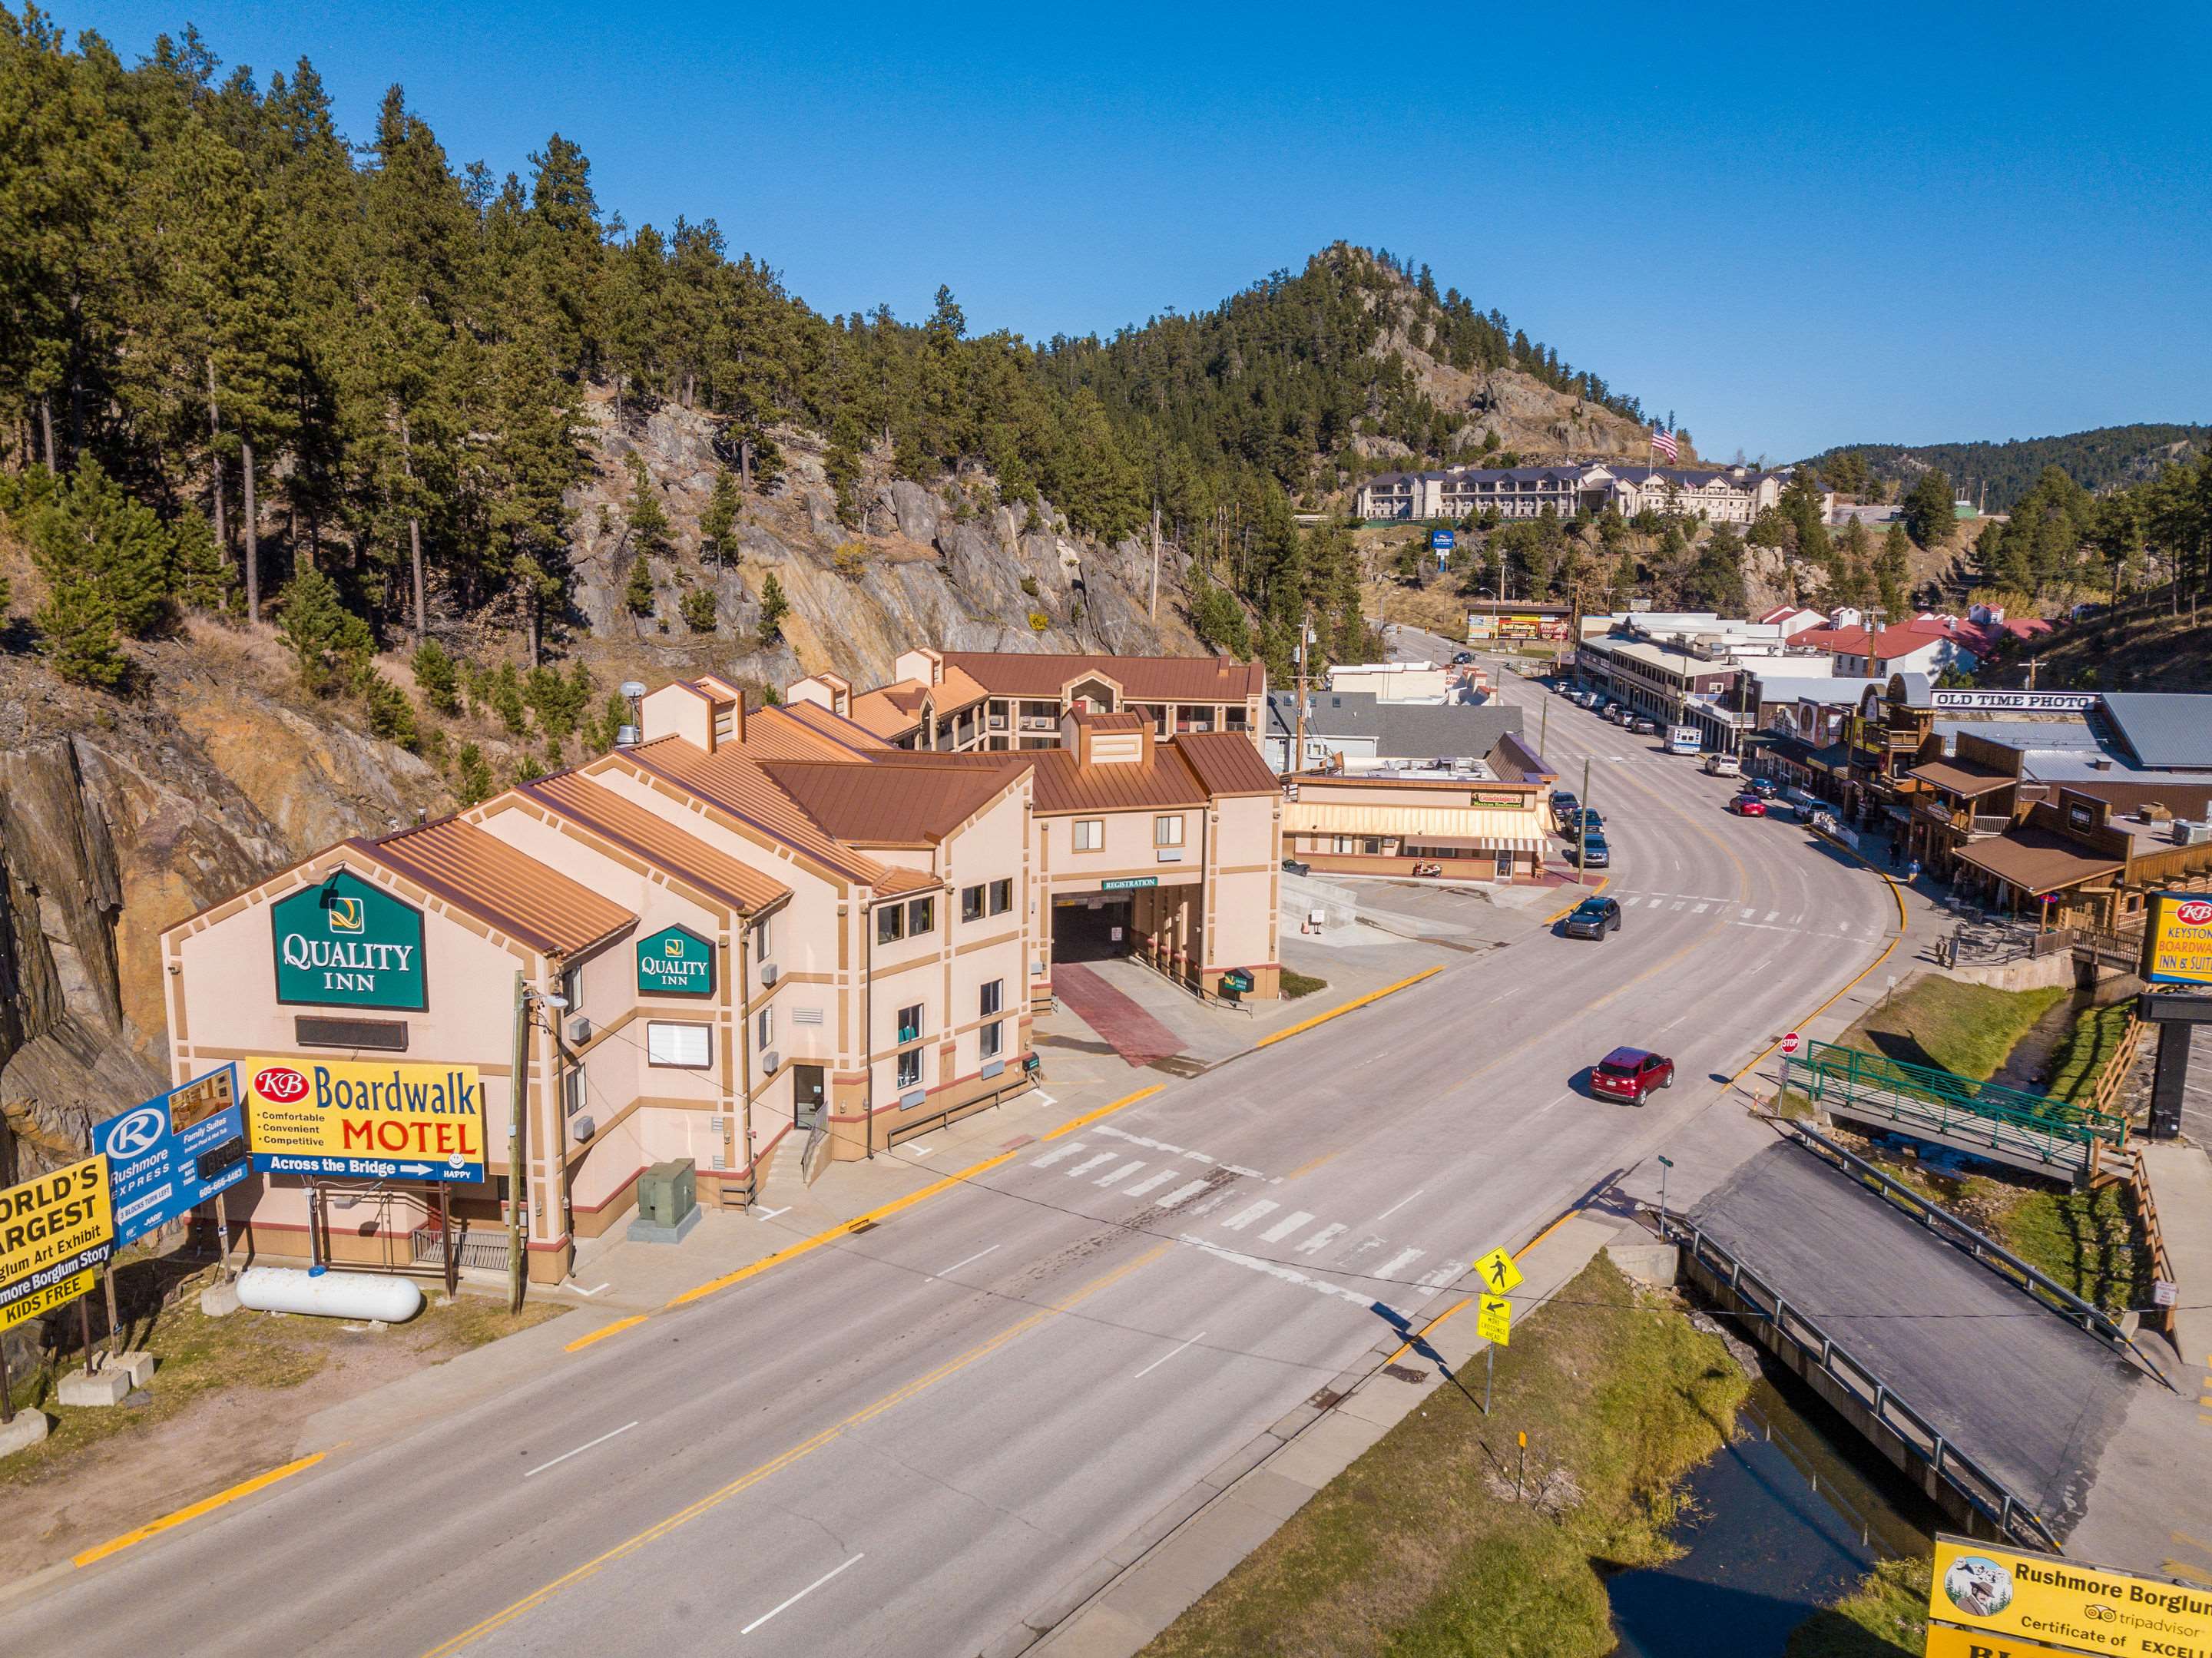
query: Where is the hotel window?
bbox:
[907,895,935,935]
[962,883,985,922]
[646,1021,712,1068]
[980,1021,1003,1061]
[1154,814,1184,848]
[753,914,772,961]
[562,1063,586,1119]
[896,1002,924,1044]
[1074,819,1104,852]
[876,904,906,945]
[896,1048,922,1090]
[988,878,1013,915]
[980,978,1003,1018]
[757,1006,773,1051]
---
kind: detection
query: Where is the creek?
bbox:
[1607,1362,1937,1658]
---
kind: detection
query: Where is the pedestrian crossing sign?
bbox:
[1478,1295,1512,1346]
[1474,1246,1522,1295]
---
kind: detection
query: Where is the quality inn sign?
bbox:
[273,870,427,1011]
[637,925,715,996]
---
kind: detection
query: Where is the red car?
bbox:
[1727,794,1767,816]
[1592,1046,1674,1104]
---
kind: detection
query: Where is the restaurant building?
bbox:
[1280,729,1557,880]
[164,670,1282,1282]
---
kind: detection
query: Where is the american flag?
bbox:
[1649,425,1679,462]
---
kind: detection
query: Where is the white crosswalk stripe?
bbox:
[1220,1200,1279,1232]
[1123,1169,1177,1198]
[1376,1246,1426,1280]
[1155,1180,1210,1209]
[1258,1210,1315,1243]
[1065,1153,1116,1179]
[1031,1141,1085,1169]
[1296,1223,1349,1256]
[1094,1160,1145,1187]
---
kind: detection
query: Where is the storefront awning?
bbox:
[1909,760,2012,799]
[1952,828,2123,895]
[1283,799,1542,849]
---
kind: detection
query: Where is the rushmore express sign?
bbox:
[273,870,427,1011]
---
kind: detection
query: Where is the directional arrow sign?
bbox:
[1477,1295,1512,1347]
[1473,1246,1523,1295]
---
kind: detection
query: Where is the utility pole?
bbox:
[1576,757,1592,883]
[1289,608,1314,779]
[507,971,529,1315]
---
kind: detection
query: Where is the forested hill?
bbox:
[0,7,1656,692]
[1808,425,2210,511]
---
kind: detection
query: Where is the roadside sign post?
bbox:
[1576,758,1591,883]
[0,1338,12,1424]
[1657,1153,1674,1216]
[1476,1293,1512,1413]
[103,1263,121,1363]
[94,1065,250,1332]
[1517,1430,1528,1501]
[2,1154,115,1392]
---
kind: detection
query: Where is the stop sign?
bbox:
[1780,1031,1802,1056]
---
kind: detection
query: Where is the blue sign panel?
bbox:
[94,1066,250,1247]
[1429,529,1455,552]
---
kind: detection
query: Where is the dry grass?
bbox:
[1142,1256,1750,1658]
[1785,1556,1931,1657]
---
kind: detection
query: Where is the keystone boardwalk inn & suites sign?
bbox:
[272,869,426,1011]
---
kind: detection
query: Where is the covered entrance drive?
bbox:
[1049,875,1204,988]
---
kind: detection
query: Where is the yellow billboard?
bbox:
[1923,1626,2085,1657]
[0,1155,114,1332]
[245,1057,485,1183]
[2145,891,2212,985]
[1929,1535,2212,1656]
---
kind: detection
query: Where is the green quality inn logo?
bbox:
[272,870,428,1011]
[637,925,714,996]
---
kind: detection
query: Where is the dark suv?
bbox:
[1561,896,1621,940]
[1578,834,1611,869]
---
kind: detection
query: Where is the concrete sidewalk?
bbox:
[1006,1206,1640,1657]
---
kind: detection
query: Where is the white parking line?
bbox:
[1296,1223,1349,1256]
[523,1420,638,1480]
[1221,1200,1280,1232]
[1133,1330,1208,1379]
[1370,1190,1423,1224]
[939,1243,1001,1276]
[1259,1210,1315,1243]
[1095,1160,1147,1187]
[1156,1180,1210,1209]
[741,1554,866,1635]
[752,1209,790,1223]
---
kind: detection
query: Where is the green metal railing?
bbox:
[1788,1039,2127,1149]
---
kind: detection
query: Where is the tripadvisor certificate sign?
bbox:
[0,1155,114,1332]
[637,925,714,996]
[246,1057,484,1183]
[273,869,427,1011]
[1929,1534,2212,1656]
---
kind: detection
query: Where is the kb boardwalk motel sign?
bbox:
[273,870,426,1011]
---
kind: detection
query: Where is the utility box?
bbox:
[627,1159,700,1244]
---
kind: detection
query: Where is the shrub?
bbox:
[624,555,655,616]
[832,541,869,581]
[680,588,718,632]
[276,568,373,695]
[365,677,421,751]
[455,742,496,806]
[1028,611,1049,632]
[488,662,528,737]
[411,640,461,715]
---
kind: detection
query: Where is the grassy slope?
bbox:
[1142,1256,1750,1658]
[1837,975,2067,1081]
[1785,1557,1932,1658]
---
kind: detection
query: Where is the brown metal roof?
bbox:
[1074,710,1149,732]
[515,775,792,915]
[761,759,1015,847]
[1909,760,2015,799]
[939,650,1264,702]
[768,699,892,753]
[359,819,635,958]
[614,739,887,885]
[1025,748,1211,815]
[1952,827,2123,895]
[1173,732,1283,797]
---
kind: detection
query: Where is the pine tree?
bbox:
[276,565,371,693]
[38,572,126,689]
[698,466,740,565]
[679,587,716,631]
[757,571,789,640]
[625,554,654,616]
[1902,469,1955,551]
[411,638,460,714]
[1878,524,1912,617]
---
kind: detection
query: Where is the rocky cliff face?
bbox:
[1371,323,1679,466]
[558,389,1203,691]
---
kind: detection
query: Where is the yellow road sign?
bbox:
[1473,1246,1523,1295]
[1478,1294,1512,1346]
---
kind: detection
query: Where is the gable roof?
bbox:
[359,818,635,958]
[937,650,1264,703]
[1174,731,1284,796]
[1265,690,1525,763]
[514,773,792,915]
[761,758,1018,847]
[770,697,893,753]
[2098,693,2212,771]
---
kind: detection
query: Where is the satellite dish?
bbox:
[619,680,648,701]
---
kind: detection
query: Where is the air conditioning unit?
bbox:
[2174,820,2210,847]
[565,1014,593,1045]
[759,1049,780,1074]
[760,962,780,987]
[569,1114,596,1142]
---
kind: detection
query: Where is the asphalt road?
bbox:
[2,660,1901,1658]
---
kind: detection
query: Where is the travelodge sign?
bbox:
[272,870,426,1011]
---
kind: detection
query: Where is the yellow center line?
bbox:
[663,1086,1163,1310]
[563,1314,647,1352]
[427,1243,1171,1657]
[74,1452,326,1567]
[1254,966,1442,1049]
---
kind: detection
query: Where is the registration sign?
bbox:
[1101,877,1158,892]
[94,1066,248,1248]
[245,1057,485,1183]
[0,1155,114,1332]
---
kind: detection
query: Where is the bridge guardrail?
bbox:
[1653,1207,2064,1554]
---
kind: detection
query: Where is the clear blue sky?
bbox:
[58,0,2212,460]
